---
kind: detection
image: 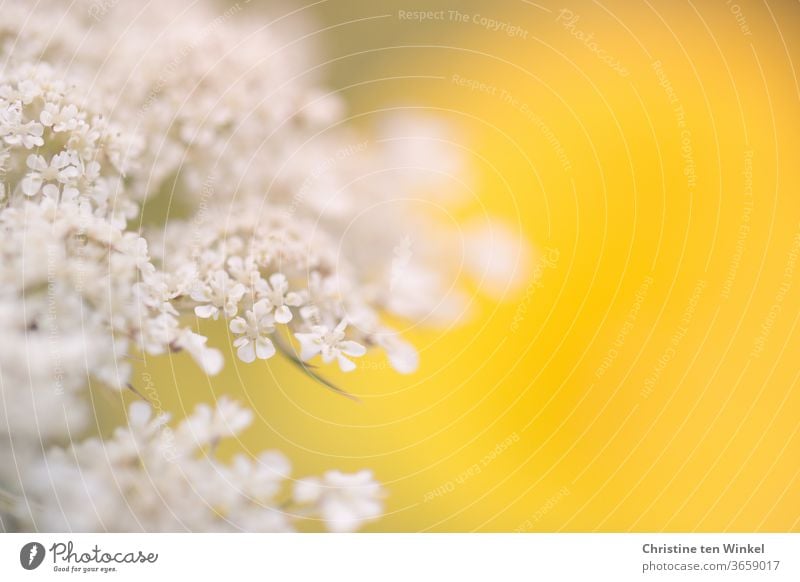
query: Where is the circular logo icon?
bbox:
[20,542,45,570]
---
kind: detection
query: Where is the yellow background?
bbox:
[108,0,800,531]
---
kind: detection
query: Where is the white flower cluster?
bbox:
[16,398,382,532]
[156,203,419,373]
[0,62,222,445]
[0,0,513,533]
[0,1,417,534]
[0,62,140,225]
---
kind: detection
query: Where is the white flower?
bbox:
[191,269,246,319]
[257,272,302,324]
[229,300,277,363]
[21,152,81,197]
[39,102,81,132]
[0,103,43,148]
[0,78,39,104]
[294,320,366,372]
[293,470,383,533]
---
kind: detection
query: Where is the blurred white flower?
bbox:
[462,219,533,299]
[294,470,384,533]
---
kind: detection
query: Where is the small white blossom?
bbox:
[257,272,302,324]
[229,300,277,363]
[39,102,81,131]
[295,320,366,372]
[21,152,81,197]
[191,269,246,320]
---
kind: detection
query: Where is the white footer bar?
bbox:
[1,533,797,581]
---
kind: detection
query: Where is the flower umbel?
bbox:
[0,0,496,534]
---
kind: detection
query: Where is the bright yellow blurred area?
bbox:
[107,0,800,531]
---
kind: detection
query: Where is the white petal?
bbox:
[223,301,239,318]
[337,354,357,372]
[42,183,59,200]
[26,154,46,171]
[252,299,271,319]
[62,187,79,202]
[128,401,153,426]
[269,272,288,292]
[321,350,336,365]
[387,344,419,374]
[339,340,366,357]
[21,175,42,196]
[230,283,246,301]
[198,347,224,375]
[39,109,54,126]
[229,317,247,334]
[237,341,256,363]
[295,333,322,361]
[194,304,218,319]
[285,292,303,307]
[255,337,276,360]
[190,287,210,302]
[274,305,292,324]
